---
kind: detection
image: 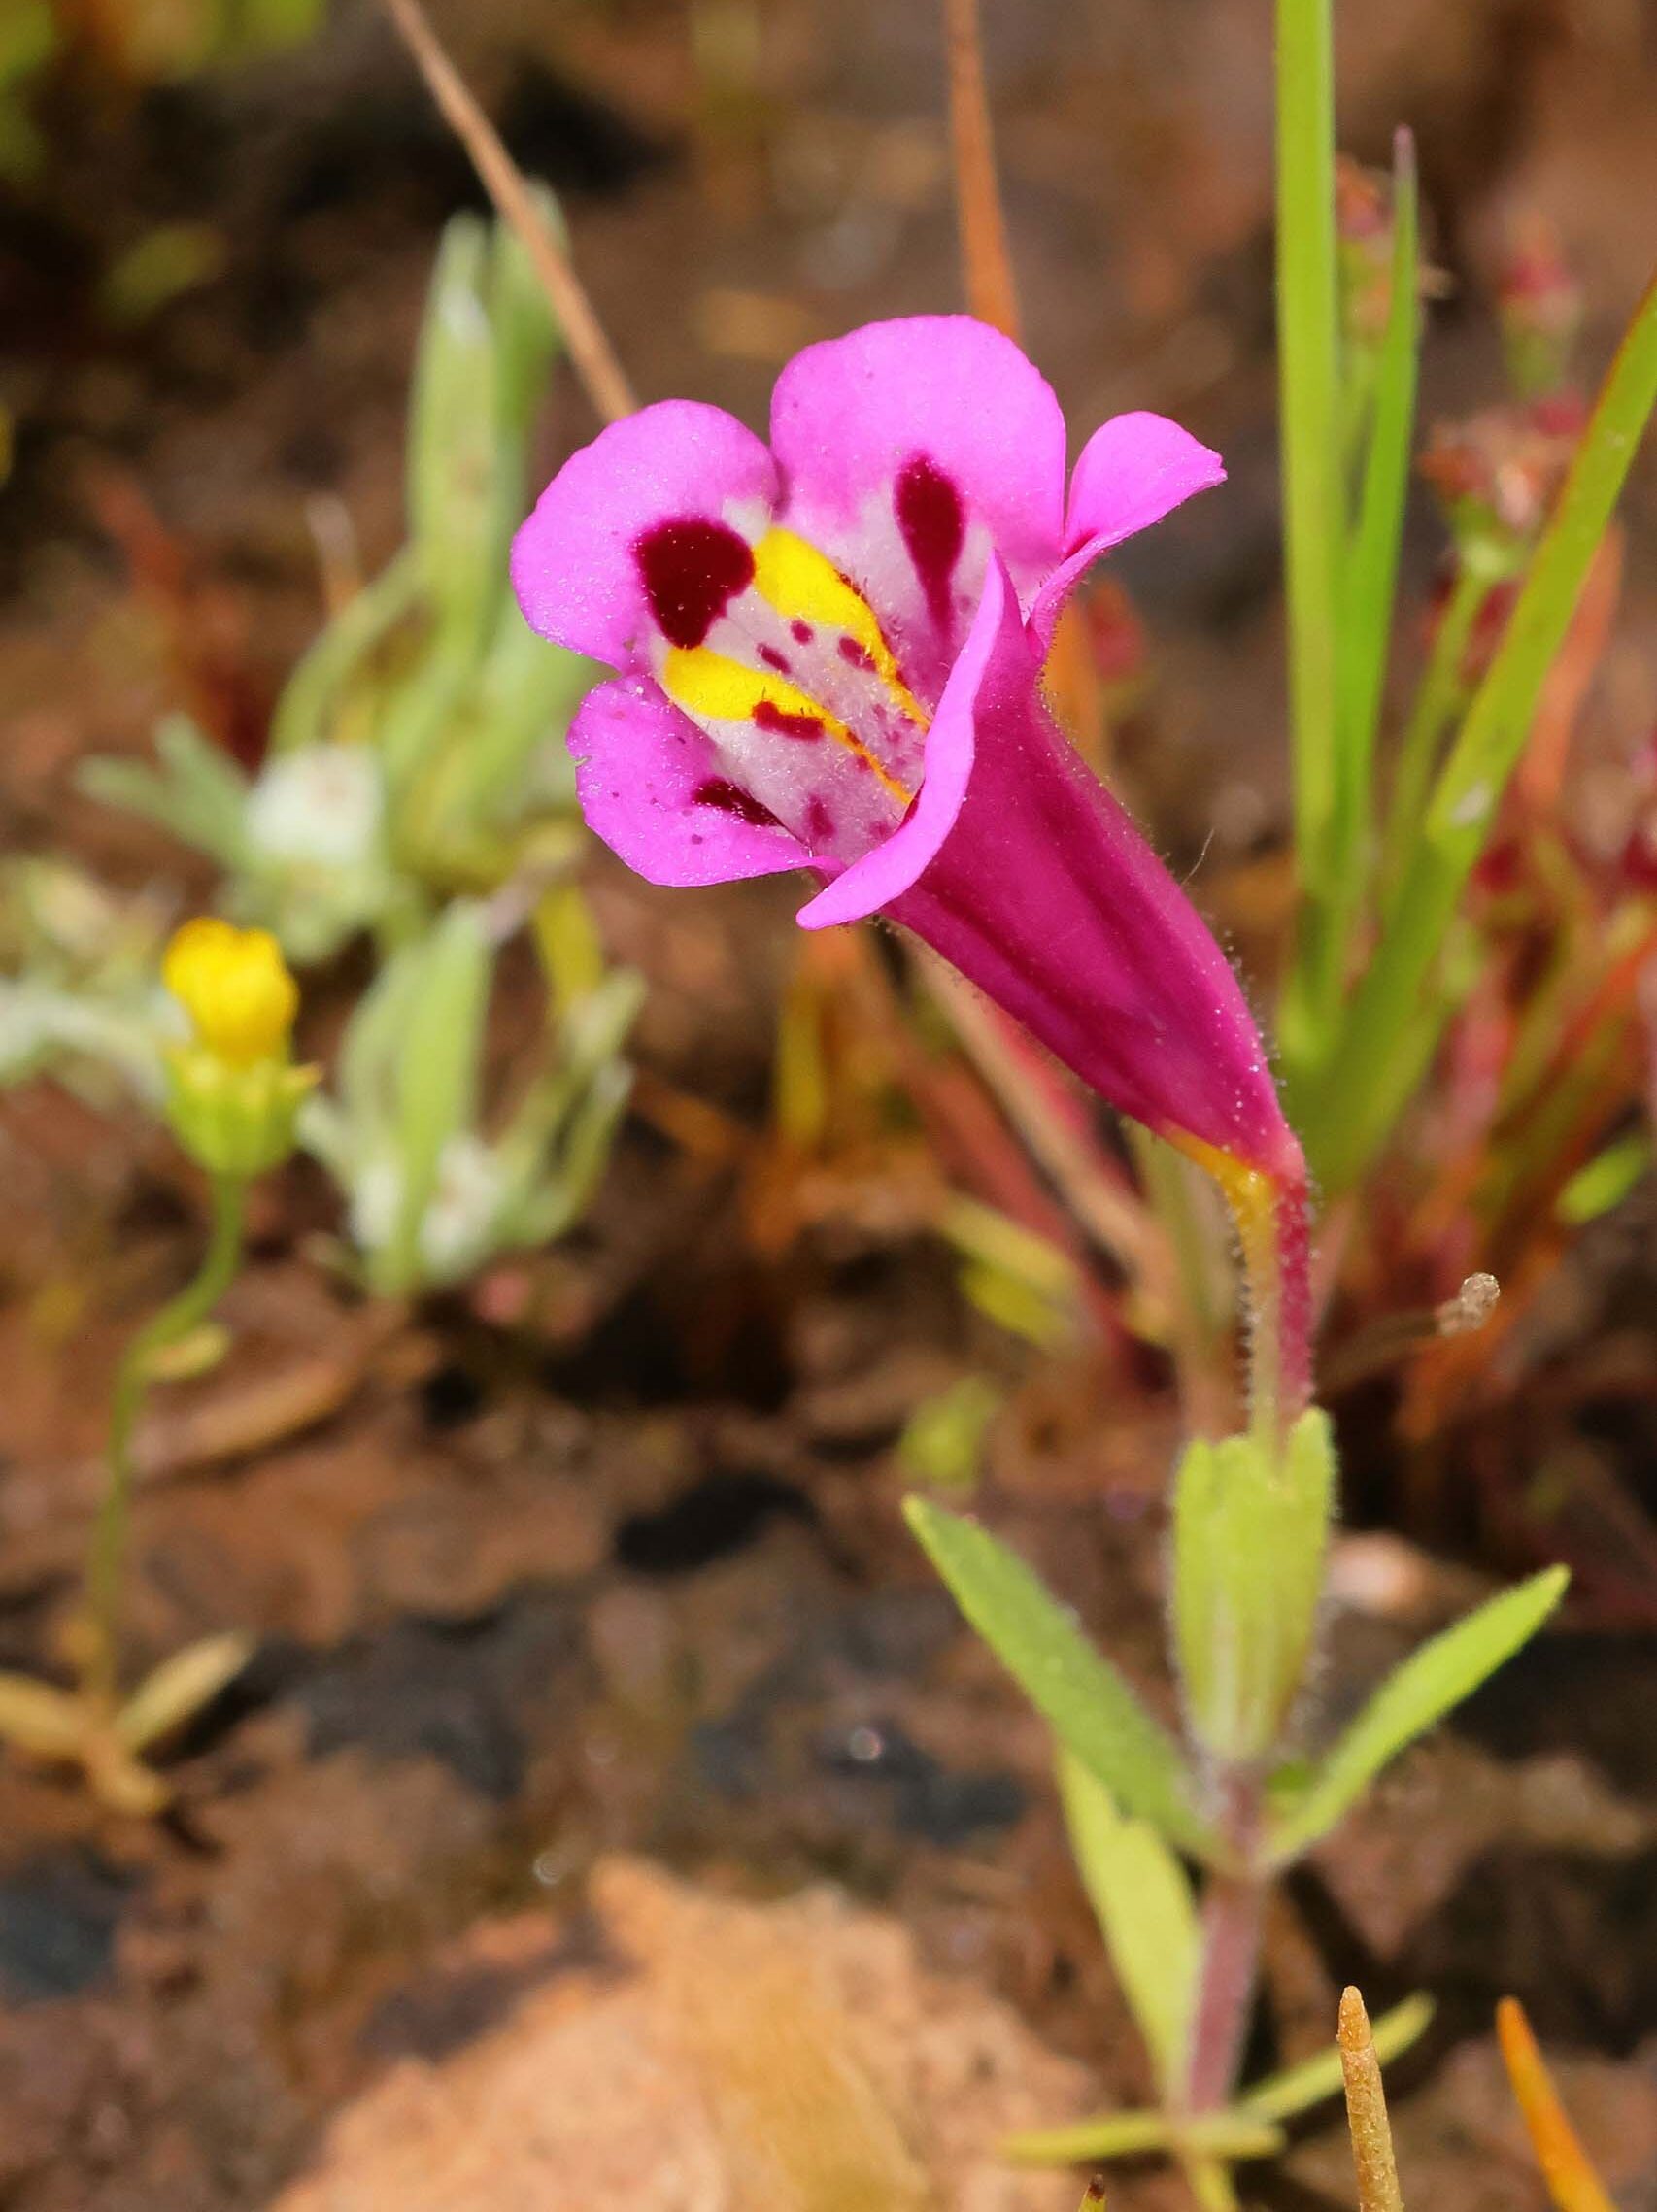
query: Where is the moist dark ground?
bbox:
[1,2,1655,2206]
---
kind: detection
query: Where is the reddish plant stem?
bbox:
[1183,1779,1268,2111]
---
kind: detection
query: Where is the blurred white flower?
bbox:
[246,747,384,873]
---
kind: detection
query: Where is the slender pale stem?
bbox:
[83,1176,248,1705]
[379,0,637,425]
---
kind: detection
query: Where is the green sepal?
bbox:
[164,1046,316,1178]
[1172,1407,1336,1761]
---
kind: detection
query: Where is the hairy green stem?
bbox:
[83,1176,248,1703]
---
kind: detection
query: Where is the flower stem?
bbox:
[1185,1855,1268,2111]
[82,1175,248,1706]
[1188,1149,1314,1456]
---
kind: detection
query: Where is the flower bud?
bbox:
[1498,225,1582,401]
[160,920,315,1176]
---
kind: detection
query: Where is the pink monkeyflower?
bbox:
[512,315,1300,1185]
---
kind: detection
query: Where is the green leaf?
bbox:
[1238,1992,1434,2123]
[268,545,423,758]
[79,715,251,869]
[1556,1128,1651,1224]
[1057,1751,1200,2095]
[1268,1566,1569,1860]
[1274,0,1346,1054]
[903,1498,1212,1858]
[1003,2108,1285,2167]
[1335,129,1420,906]
[1299,269,1657,1190]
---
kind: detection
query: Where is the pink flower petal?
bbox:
[569,677,809,888]
[1029,412,1225,648]
[769,317,1067,696]
[805,555,1297,1177]
[511,401,779,673]
[795,556,1019,928]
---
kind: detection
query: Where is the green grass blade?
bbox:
[1268,1566,1569,1861]
[1336,129,1420,899]
[1276,0,1345,1048]
[903,1498,1213,1858]
[1297,268,1657,1190]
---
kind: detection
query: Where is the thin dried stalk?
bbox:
[1338,1987,1404,2212]
[941,0,1020,337]
[379,0,637,425]
[1497,1997,1619,2212]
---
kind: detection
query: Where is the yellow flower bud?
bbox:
[163,920,297,1068]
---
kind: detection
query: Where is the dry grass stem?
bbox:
[379,0,638,425]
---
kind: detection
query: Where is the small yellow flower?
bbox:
[163,919,297,1068]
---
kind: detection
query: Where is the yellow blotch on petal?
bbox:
[162,919,298,1068]
[751,528,928,725]
[661,644,912,805]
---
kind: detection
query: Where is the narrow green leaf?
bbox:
[1269,1566,1569,1860]
[79,715,252,868]
[1058,1751,1200,2095]
[1003,2109,1285,2167]
[903,1498,1211,1857]
[1300,269,1657,1190]
[1556,1128,1651,1224]
[268,545,422,758]
[1275,0,1347,1057]
[1238,1992,1434,2122]
[1336,129,1420,896]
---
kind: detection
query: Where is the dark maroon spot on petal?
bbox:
[805,796,834,844]
[758,644,792,673]
[837,635,875,672]
[790,620,814,645]
[895,453,964,628]
[636,518,755,648]
[753,700,824,743]
[694,777,785,829]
